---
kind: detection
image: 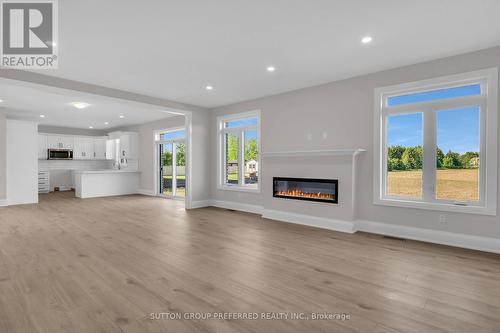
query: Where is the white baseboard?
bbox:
[189,200,211,209]
[262,209,356,233]
[206,199,500,254]
[0,199,7,207]
[210,200,264,215]
[355,220,500,254]
[137,189,156,196]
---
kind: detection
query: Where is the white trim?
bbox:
[356,220,500,254]
[137,189,156,196]
[189,200,211,209]
[185,199,500,254]
[262,209,356,233]
[209,199,264,215]
[0,199,8,207]
[374,68,498,215]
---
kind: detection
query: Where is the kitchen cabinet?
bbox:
[93,137,107,160]
[119,133,138,160]
[106,139,117,160]
[74,137,94,160]
[38,134,48,159]
[47,135,74,149]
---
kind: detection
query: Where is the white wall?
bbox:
[0,112,6,205]
[6,120,38,205]
[210,46,500,240]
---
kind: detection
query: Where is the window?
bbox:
[374,69,498,215]
[218,111,260,191]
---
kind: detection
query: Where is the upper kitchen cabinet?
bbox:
[47,135,74,150]
[106,139,117,161]
[74,137,94,160]
[93,137,108,160]
[38,134,48,159]
[109,131,139,160]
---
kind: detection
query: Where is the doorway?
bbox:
[156,128,186,199]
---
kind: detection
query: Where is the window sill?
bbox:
[218,185,261,193]
[374,197,496,216]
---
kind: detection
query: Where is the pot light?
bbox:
[104,121,109,125]
[206,85,213,91]
[0,99,3,103]
[39,114,45,118]
[70,101,90,109]
[266,66,276,72]
[89,126,94,129]
[119,115,125,119]
[361,36,373,44]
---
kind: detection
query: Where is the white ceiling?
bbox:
[24,0,500,108]
[0,79,176,129]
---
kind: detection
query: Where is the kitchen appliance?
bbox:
[48,149,73,160]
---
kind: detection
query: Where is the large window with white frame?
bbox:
[374,68,497,215]
[218,111,261,191]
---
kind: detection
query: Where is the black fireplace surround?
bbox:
[273,177,338,204]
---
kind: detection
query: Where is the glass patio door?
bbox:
[158,140,185,198]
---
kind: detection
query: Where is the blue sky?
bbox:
[387,84,481,154]
[388,106,480,153]
[226,117,259,140]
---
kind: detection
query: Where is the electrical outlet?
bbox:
[439,214,447,224]
[307,133,313,141]
[322,131,328,140]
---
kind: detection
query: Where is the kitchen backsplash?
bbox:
[39,159,114,170]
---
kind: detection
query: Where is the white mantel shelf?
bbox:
[262,149,366,158]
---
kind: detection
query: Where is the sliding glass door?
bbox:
[158,139,185,198]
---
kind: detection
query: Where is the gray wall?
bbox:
[0,112,6,201]
[211,46,500,239]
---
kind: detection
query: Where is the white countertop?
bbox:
[73,169,141,175]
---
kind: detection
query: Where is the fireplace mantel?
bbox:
[262,148,366,158]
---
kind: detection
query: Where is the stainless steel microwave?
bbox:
[48,149,73,160]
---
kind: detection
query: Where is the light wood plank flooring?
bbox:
[0,191,499,333]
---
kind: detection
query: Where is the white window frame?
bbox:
[217,110,261,193]
[373,68,498,215]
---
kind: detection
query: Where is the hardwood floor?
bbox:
[0,191,499,333]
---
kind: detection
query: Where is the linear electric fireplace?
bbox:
[273,177,338,204]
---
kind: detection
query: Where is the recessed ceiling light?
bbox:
[104,121,109,125]
[89,126,94,129]
[361,36,373,44]
[119,115,125,119]
[39,114,45,118]
[69,101,90,109]
[266,66,276,72]
[206,85,213,91]
[0,99,3,103]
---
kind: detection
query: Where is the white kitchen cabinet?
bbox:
[38,134,48,159]
[106,139,117,160]
[93,137,107,160]
[47,135,74,149]
[119,132,138,160]
[74,137,94,160]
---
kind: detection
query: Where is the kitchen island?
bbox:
[73,169,140,198]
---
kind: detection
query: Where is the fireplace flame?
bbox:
[275,189,335,200]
